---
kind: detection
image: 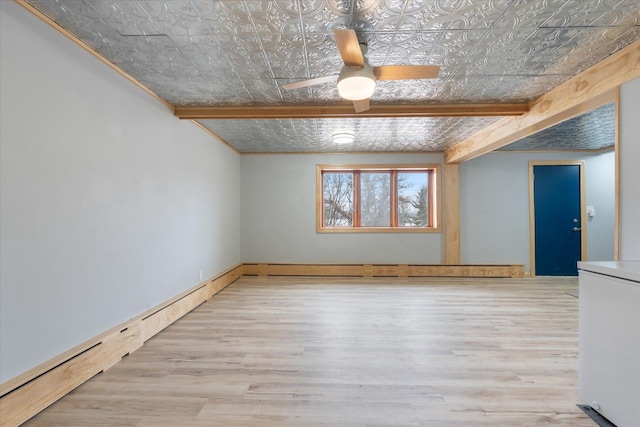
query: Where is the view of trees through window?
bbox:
[321,166,435,230]
[360,173,390,227]
[398,172,429,227]
[322,173,353,226]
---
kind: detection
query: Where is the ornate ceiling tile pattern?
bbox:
[500,102,615,151]
[23,0,639,152]
[200,116,502,152]
[25,0,640,106]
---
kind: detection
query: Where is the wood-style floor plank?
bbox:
[23,277,593,426]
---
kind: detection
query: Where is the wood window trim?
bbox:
[316,164,442,233]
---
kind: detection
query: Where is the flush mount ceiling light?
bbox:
[332,132,355,144]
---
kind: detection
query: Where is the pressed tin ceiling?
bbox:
[22,0,640,152]
[499,102,616,152]
[200,116,502,152]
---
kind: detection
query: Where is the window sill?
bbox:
[317,226,442,234]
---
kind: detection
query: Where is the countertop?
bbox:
[578,261,640,283]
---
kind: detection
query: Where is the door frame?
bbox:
[528,160,587,277]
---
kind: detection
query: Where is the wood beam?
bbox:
[443,164,461,264]
[174,103,530,120]
[445,39,640,164]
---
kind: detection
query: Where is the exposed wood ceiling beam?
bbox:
[444,38,640,164]
[174,103,530,119]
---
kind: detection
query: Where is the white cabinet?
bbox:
[578,261,640,427]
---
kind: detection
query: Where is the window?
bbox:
[317,164,441,233]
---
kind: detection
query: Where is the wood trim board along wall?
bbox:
[0,262,523,427]
[443,164,461,264]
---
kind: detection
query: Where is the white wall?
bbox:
[0,2,241,383]
[585,150,616,261]
[619,78,640,260]
[241,153,444,264]
[460,151,615,272]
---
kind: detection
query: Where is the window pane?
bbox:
[360,173,390,226]
[323,173,353,226]
[398,172,429,227]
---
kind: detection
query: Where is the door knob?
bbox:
[573,226,581,232]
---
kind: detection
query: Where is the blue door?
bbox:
[533,165,582,276]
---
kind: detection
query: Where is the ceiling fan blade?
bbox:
[282,75,338,90]
[373,65,440,80]
[333,29,364,67]
[352,98,370,113]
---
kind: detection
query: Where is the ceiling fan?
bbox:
[283,29,440,113]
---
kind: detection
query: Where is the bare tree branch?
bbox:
[324,198,353,221]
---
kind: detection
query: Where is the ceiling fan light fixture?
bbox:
[337,64,376,100]
[332,132,355,144]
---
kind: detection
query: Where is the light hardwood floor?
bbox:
[23,277,593,426]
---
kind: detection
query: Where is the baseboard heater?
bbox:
[242,263,525,278]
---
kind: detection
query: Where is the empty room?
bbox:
[1,1,639,426]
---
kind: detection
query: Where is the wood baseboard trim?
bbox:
[0,262,523,426]
[0,264,243,427]
[242,263,525,278]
